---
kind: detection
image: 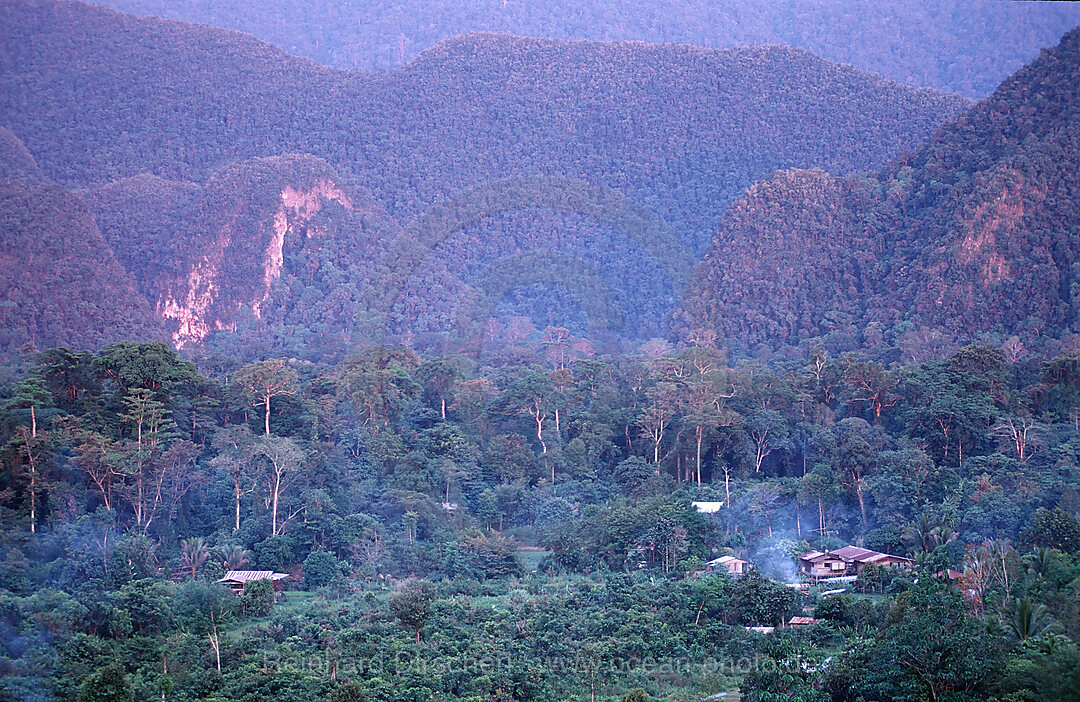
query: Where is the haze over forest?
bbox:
[2,2,1080,701]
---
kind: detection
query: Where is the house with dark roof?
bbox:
[798,546,912,581]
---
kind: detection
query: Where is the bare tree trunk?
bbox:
[272,472,281,536]
[264,396,271,436]
[209,629,221,672]
[696,428,703,487]
[21,431,38,534]
[535,415,547,454]
[136,470,145,527]
[29,476,35,533]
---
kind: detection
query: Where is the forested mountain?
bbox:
[0,0,971,356]
[98,0,1080,97]
[5,4,1080,702]
[680,27,1080,357]
[0,181,165,351]
[0,126,43,182]
[79,155,396,359]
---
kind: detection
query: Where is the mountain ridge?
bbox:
[0,0,980,357]
[679,27,1080,355]
[96,0,1080,98]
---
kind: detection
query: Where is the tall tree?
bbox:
[96,341,200,394]
[11,426,48,533]
[638,381,681,465]
[416,358,461,421]
[338,347,420,441]
[502,372,559,465]
[841,356,898,420]
[233,359,298,436]
[209,426,259,533]
[389,578,435,644]
[62,422,121,512]
[7,370,50,438]
[118,388,179,529]
[833,418,876,528]
[682,374,738,486]
[254,435,306,536]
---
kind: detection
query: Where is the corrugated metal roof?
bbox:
[802,546,911,564]
[830,546,880,561]
[863,552,914,564]
[218,570,289,582]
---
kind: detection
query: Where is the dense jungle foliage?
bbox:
[0,181,167,352]
[97,0,1080,97]
[680,26,1080,356]
[1,6,1080,699]
[0,0,974,353]
[1,338,1080,700]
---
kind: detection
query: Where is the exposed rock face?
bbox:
[155,156,356,347]
[253,179,353,321]
[680,27,1080,350]
[72,151,393,358]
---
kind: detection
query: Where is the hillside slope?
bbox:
[98,0,1080,97]
[679,28,1080,354]
[0,127,43,182]
[81,155,396,357]
[0,0,973,353]
[0,181,165,351]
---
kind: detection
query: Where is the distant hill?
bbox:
[80,155,396,358]
[0,0,974,353]
[97,0,1080,98]
[0,127,43,182]
[0,180,165,351]
[679,28,1080,355]
[78,173,200,291]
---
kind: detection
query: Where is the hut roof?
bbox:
[218,570,289,583]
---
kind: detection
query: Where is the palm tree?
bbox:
[1023,546,1053,578]
[1005,596,1062,640]
[902,513,957,554]
[220,544,252,571]
[180,537,210,579]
